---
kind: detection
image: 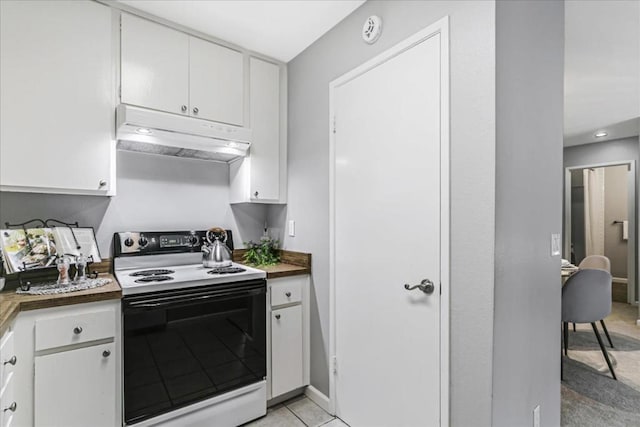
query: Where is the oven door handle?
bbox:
[125,286,265,311]
[131,293,219,308]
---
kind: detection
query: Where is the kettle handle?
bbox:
[206,227,227,244]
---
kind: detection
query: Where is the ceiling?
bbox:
[117,0,365,63]
[564,0,640,146]
[117,1,638,147]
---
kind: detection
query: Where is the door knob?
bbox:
[73,326,83,334]
[193,107,199,115]
[181,105,187,113]
[3,355,17,366]
[102,350,111,358]
[404,279,435,295]
[3,402,16,412]
[275,314,281,320]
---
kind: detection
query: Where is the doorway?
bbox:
[564,161,637,305]
[329,18,449,427]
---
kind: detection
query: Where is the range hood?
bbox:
[116,104,252,162]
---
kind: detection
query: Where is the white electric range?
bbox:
[113,229,267,427]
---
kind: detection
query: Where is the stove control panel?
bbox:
[114,230,233,256]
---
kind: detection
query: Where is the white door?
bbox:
[190,37,244,125]
[34,343,116,427]
[249,57,281,201]
[0,0,114,194]
[332,28,447,427]
[271,305,304,397]
[121,13,189,115]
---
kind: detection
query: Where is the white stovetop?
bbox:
[115,262,266,295]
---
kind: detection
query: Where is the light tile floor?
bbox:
[244,395,349,427]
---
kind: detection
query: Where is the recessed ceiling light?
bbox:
[136,128,152,135]
[594,131,608,138]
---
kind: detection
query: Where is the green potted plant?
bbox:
[243,236,281,267]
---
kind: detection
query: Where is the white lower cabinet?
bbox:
[12,300,121,427]
[267,275,310,400]
[271,305,304,397]
[1,327,17,427]
[35,342,116,427]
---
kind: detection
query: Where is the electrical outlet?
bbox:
[533,405,540,427]
[288,220,295,237]
[551,233,561,256]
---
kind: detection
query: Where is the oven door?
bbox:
[122,279,266,425]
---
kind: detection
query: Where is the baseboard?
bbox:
[305,385,332,414]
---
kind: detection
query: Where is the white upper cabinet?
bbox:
[189,37,244,125]
[121,13,189,116]
[230,57,287,204]
[121,14,244,126]
[0,0,115,195]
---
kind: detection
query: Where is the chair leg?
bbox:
[573,323,576,332]
[600,319,614,348]
[563,322,569,356]
[591,322,617,380]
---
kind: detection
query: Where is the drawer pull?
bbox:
[275,314,281,320]
[3,402,16,413]
[3,355,17,366]
[102,350,111,358]
[285,292,292,297]
[73,326,83,334]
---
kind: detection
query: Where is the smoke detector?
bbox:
[362,15,382,44]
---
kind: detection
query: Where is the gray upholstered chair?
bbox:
[562,268,616,380]
[577,255,614,347]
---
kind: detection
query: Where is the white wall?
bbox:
[0,150,267,256]
[492,1,564,426]
[277,1,497,425]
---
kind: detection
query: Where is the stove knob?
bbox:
[124,237,134,247]
[138,236,148,247]
[188,235,199,246]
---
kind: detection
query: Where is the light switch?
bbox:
[551,233,561,257]
[288,220,295,237]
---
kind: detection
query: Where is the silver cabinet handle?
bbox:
[404,279,435,295]
[275,314,281,320]
[181,105,187,113]
[193,107,199,115]
[3,402,16,412]
[99,180,107,187]
[285,292,291,297]
[254,191,259,198]
[3,355,17,366]
[102,350,111,358]
[73,326,83,334]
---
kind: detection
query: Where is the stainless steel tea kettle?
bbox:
[201,227,232,268]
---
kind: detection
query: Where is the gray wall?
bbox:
[0,150,267,256]
[279,1,497,425]
[492,2,564,427]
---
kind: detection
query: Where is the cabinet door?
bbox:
[249,57,281,201]
[0,0,114,194]
[271,305,303,397]
[34,342,116,427]
[121,13,189,115]
[189,37,244,125]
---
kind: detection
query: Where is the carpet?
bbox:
[562,307,640,427]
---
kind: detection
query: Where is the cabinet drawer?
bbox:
[0,331,16,393]
[35,308,116,352]
[270,277,303,307]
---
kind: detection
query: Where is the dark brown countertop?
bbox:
[233,249,311,279]
[0,273,121,336]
